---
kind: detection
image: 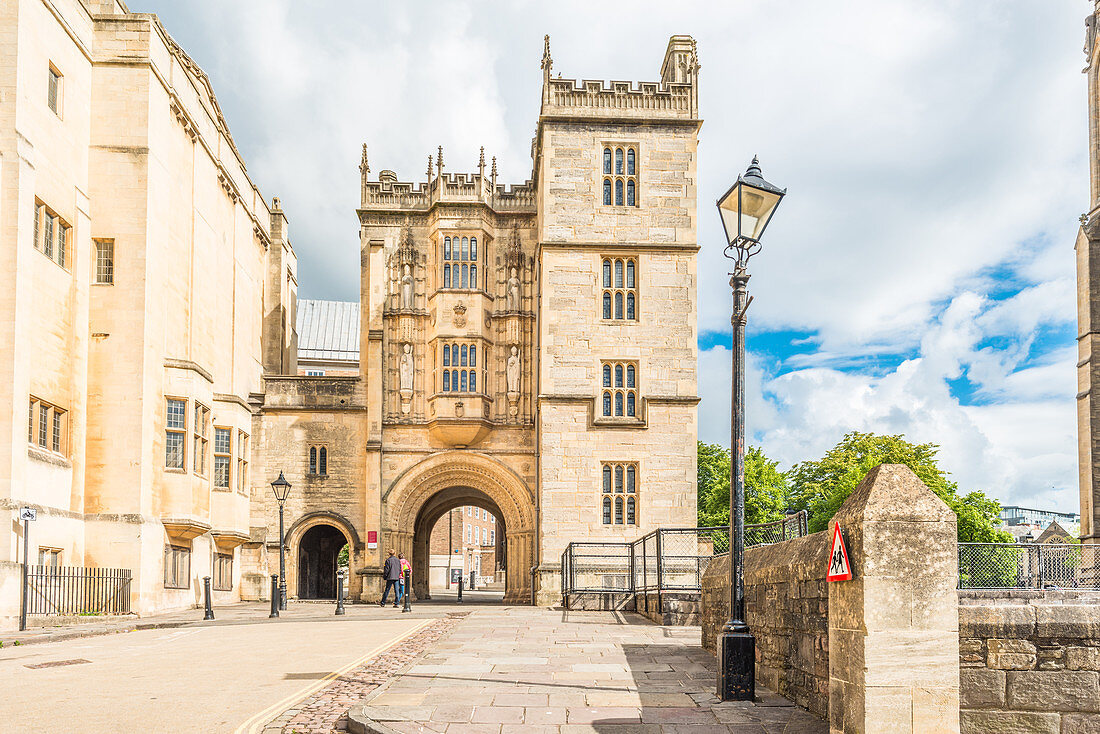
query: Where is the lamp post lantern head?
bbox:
[270,471,292,504]
[717,156,786,268]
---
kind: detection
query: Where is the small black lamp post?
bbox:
[270,471,292,611]
[335,568,346,615]
[715,157,786,701]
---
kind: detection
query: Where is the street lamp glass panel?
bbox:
[270,471,292,503]
[717,183,783,244]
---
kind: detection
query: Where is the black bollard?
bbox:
[269,574,280,618]
[335,570,346,616]
[457,576,463,603]
[469,571,476,591]
[203,576,215,620]
[402,569,412,613]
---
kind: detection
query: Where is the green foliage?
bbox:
[697,442,790,527]
[788,431,1012,543]
[337,544,349,568]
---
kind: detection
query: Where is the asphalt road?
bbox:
[0,609,430,733]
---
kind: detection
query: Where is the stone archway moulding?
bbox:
[384,451,536,535]
[285,510,362,550]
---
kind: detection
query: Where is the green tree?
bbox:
[788,431,1012,543]
[697,441,790,527]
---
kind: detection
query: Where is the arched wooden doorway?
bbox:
[297,524,347,599]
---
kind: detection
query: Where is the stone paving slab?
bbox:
[347,606,826,734]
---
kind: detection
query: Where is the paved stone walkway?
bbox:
[349,607,826,733]
[269,616,462,734]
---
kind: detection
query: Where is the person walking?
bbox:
[397,553,412,603]
[380,549,401,608]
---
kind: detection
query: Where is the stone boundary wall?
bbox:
[637,591,701,626]
[701,531,830,719]
[959,603,1100,733]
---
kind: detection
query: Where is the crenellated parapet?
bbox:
[538,34,699,122]
[359,152,537,214]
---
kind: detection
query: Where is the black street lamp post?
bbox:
[270,471,292,611]
[715,157,786,701]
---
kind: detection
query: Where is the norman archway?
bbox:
[384,451,536,604]
[284,512,361,601]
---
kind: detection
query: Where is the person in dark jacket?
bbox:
[380,550,401,608]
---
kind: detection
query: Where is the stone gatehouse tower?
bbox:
[248,36,701,604]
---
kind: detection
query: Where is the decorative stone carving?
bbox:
[453,302,468,328]
[507,346,521,417]
[399,343,414,414]
[507,268,521,311]
[400,265,413,310]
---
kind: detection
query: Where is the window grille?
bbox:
[165,398,186,469]
[601,257,637,321]
[601,145,639,208]
[95,240,114,284]
[214,427,231,488]
[601,462,638,525]
[442,235,479,290]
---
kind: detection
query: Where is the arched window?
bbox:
[614,365,623,388]
[603,496,612,525]
[603,364,612,387]
[626,497,636,525]
[599,145,638,208]
[469,346,476,367]
[627,392,635,417]
[615,465,623,492]
[469,370,476,393]
[443,264,451,288]
[627,179,635,207]
[615,148,624,175]
[614,496,624,524]
[603,391,612,416]
[603,148,612,175]
[461,237,469,261]
[460,345,468,367]
[615,179,623,206]
[601,257,637,321]
[603,465,612,492]
[615,392,623,416]
[470,264,477,289]
[443,370,451,392]
[599,362,639,422]
[626,365,635,388]
[318,447,327,475]
[460,371,468,392]
[600,462,638,526]
[626,148,635,176]
[444,237,451,260]
[309,446,317,475]
[461,264,468,289]
[603,179,612,206]
[470,237,477,260]
[626,465,635,493]
[443,345,451,366]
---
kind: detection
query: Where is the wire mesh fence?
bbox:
[561,511,810,600]
[958,543,1100,590]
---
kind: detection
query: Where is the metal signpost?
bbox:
[19,507,37,632]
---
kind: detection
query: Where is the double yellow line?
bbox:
[234,618,432,734]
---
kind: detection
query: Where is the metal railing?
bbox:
[25,566,132,616]
[561,511,809,601]
[958,543,1100,590]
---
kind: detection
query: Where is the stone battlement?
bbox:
[360,169,536,213]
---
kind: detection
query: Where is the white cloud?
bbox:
[137,0,1088,513]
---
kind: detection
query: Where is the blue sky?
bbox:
[140,0,1088,512]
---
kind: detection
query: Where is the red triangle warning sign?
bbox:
[827,523,852,582]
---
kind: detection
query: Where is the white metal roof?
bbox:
[296,299,360,362]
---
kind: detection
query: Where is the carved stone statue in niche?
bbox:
[399,343,414,390]
[506,268,521,311]
[400,265,414,310]
[506,346,521,393]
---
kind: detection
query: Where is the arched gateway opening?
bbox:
[384,452,536,604]
[297,524,348,599]
[415,488,507,601]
